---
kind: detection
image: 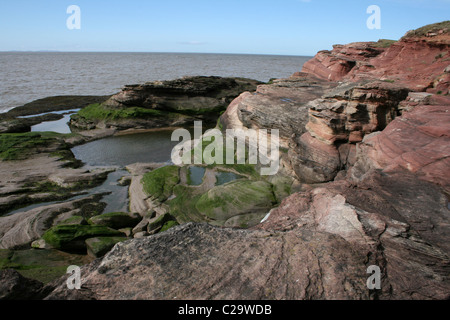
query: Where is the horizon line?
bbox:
[0,50,314,57]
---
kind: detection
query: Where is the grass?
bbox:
[402,21,450,39]
[141,165,180,202]
[372,39,397,48]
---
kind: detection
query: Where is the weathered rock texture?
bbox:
[220,73,337,147]
[0,195,106,250]
[302,22,450,93]
[350,102,450,191]
[70,76,261,130]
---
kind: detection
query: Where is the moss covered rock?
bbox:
[142,166,180,202]
[42,225,124,252]
[160,220,180,233]
[195,180,276,225]
[147,213,178,235]
[88,212,140,230]
[85,237,127,258]
[59,216,88,226]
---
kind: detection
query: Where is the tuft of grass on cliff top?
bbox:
[372,39,397,48]
[402,21,450,39]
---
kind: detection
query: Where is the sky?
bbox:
[0,0,449,56]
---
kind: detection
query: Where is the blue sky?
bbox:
[0,0,449,55]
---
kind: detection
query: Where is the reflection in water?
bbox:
[188,166,206,186]
[72,130,182,167]
[31,109,79,134]
[215,171,242,186]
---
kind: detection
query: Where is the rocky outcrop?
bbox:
[287,81,410,183]
[44,169,450,300]
[302,22,450,93]
[0,194,106,250]
[302,41,387,81]
[220,73,337,147]
[256,170,450,300]
[45,222,372,300]
[70,76,261,131]
[350,100,450,191]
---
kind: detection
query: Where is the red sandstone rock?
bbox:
[302,23,450,93]
[350,101,450,191]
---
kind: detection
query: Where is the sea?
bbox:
[0,52,311,113]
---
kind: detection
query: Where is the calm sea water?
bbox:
[0,52,311,113]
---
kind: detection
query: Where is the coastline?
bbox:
[1,21,449,300]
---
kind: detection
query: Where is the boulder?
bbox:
[42,225,124,252]
[88,212,141,230]
[0,195,106,250]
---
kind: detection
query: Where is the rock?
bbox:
[70,76,261,131]
[0,269,44,300]
[350,103,450,190]
[133,231,148,239]
[195,180,276,227]
[305,81,410,145]
[0,119,31,134]
[31,239,53,249]
[220,74,337,147]
[302,22,450,92]
[44,223,373,300]
[160,220,179,233]
[147,213,177,235]
[88,212,141,230]
[0,96,110,119]
[0,152,108,215]
[42,225,124,252]
[256,170,450,299]
[85,237,128,258]
[131,211,155,235]
[302,42,386,81]
[118,228,132,237]
[58,215,88,226]
[0,195,106,250]
[288,132,341,184]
